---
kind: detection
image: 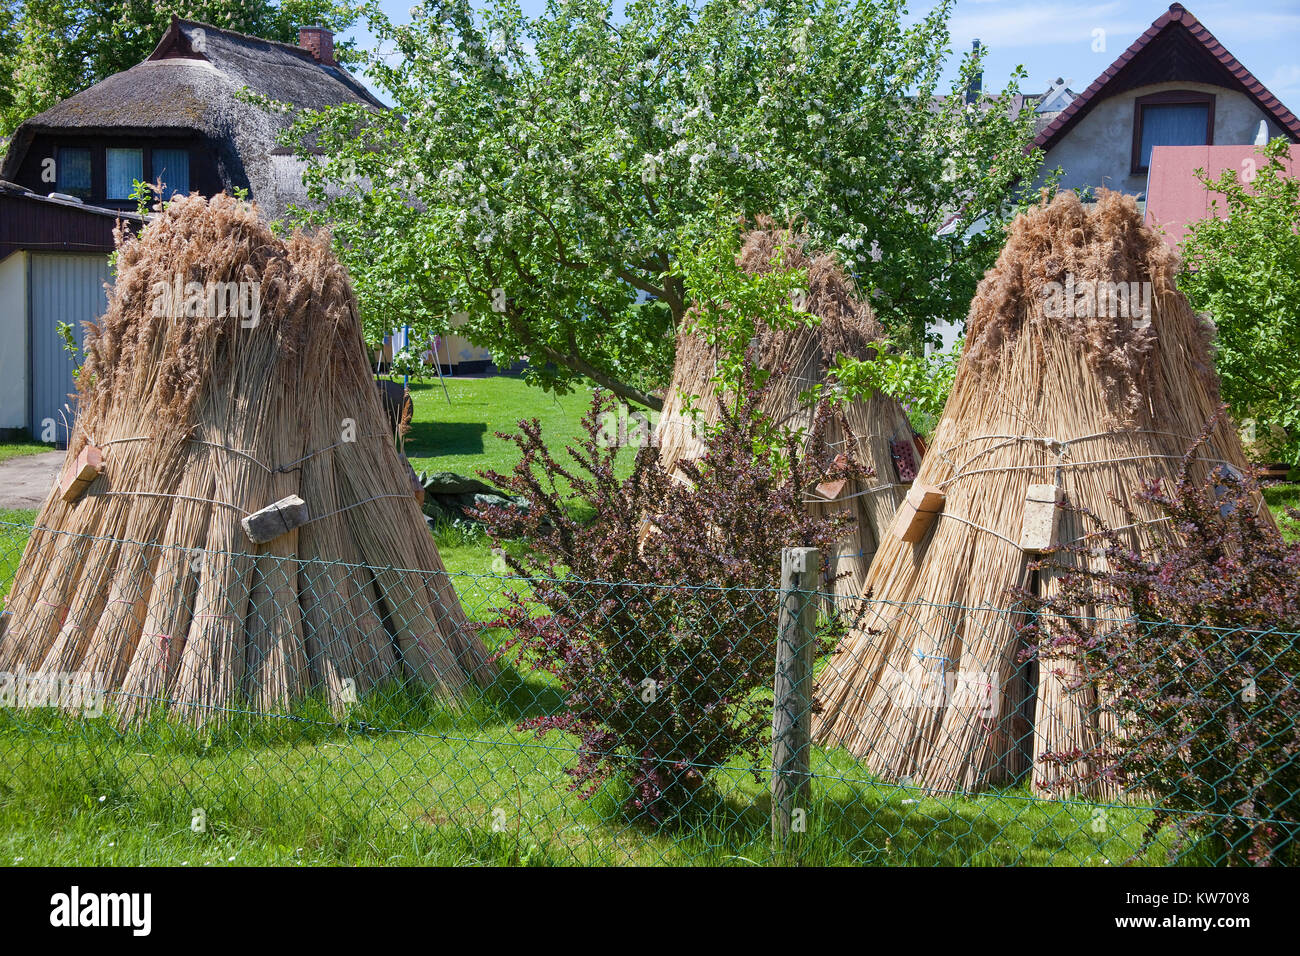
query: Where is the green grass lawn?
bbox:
[0,681,1203,867]
[401,374,634,582]
[0,441,54,464]
[1264,482,1300,542]
[400,374,618,482]
[0,513,36,593]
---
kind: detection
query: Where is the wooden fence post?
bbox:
[772,546,818,862]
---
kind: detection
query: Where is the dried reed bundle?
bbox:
[0,194,492,723]
[653,217,919,594]
[813,190,1268,797]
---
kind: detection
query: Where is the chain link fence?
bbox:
[0,519,1295,865]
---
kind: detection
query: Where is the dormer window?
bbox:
[43,143,195,206]
[1132,91,1215,173]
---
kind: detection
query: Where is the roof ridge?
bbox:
[170,17,322,65]
[164,17,385,110]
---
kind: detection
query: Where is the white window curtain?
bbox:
[1140,103,1209,168]
[152,148,190,199]
[105,148,143,200]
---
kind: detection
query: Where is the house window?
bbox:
[1133,91,1215,173]
[55,147,92,199]
[152,148,190,199]
[106,147,144,200]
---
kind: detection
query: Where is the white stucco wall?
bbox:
[1036,82,1286,196]
[0,252,29,431]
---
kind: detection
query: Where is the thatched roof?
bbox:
[0,18,383,220]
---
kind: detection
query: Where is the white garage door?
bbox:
[28,253,111,444]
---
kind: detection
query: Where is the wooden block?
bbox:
[890,483,945,543]
[904,483,944,513]
[1018,483,1063,552]
[59,445,104,502]
[241,495,309,544]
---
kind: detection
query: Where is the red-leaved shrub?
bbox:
[1020,449,1300,864]
[476,372,867,822]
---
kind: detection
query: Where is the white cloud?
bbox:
[1188,2,1300,35]
[946,1,1147,50]
[1265,64,1300,101]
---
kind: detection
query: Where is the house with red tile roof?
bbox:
[1030,4,1299,202]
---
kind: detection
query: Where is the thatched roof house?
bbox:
[0,18,389,439]
[0,17,383,221]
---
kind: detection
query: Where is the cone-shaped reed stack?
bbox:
[0,194,492,723]
[813,190,1268,797]
[654,218,920,595]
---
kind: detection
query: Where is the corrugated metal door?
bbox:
[28,253,111,444]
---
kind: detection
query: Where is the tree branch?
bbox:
[535,341,663,411]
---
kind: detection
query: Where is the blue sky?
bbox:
[940,1,1300,106]
[348,1,1300,110]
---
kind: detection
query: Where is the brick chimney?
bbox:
[299,26,335,66]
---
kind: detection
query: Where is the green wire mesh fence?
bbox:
[0,520,1295,865]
